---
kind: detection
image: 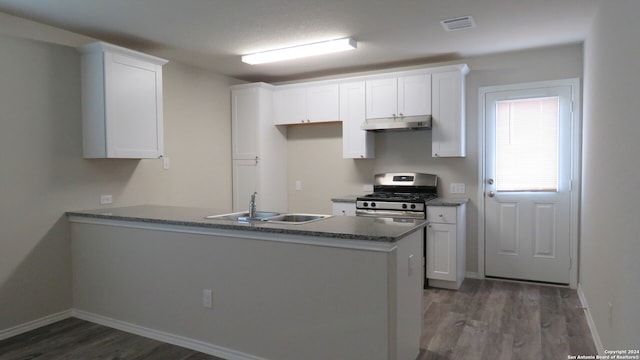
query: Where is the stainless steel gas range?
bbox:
[356,172,438,288]
[356,172,438,219]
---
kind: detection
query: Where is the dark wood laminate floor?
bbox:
[1,279,598,360]
[0,318,223,360]
[419,279,598,360]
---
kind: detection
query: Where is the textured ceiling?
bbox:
[0,0,602,82]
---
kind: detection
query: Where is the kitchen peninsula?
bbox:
[66,205,425,360]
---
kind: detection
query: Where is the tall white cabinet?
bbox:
[78,42,168,159]
[231,83,287,212]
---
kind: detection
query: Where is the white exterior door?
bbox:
[484,81,578,284]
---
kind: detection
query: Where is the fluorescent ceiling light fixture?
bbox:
[242,37,357,65]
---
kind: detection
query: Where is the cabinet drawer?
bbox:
[332,202,356,216]
[427,206,457,224]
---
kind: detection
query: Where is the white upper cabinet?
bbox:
[273,83,339,125]
[431,66,469,157]
[398,74,432,117]
[273,87,307,125]
[78,41,168,159]
[366,73,431,119]
[340,81,374,159]
[365,77,398,119]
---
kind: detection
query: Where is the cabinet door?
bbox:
[332,202,356,216]
[340,81,374,159]
[366,77,397,119]
[105,53,163,158]
[232,88,259,159]
[307,84,339,122]
[426,223,457,281]
[232,159,259,212]
[432,70,465,157]
[398,74,431,117]
[273,87,307,125]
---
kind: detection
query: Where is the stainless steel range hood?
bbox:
[361,115,432,131]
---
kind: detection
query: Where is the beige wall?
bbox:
[581,0,640,349]
[0,22,236,330]
[287,44,583,274]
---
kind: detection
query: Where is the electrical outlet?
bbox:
[99,195,113,205]
[203,289,213,309]
[363,184,374,192]
[295,180,302,191]
[162,157,170,170]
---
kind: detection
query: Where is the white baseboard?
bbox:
[577,284,604,354]
[0,310,72,341]
[465,271,480,279]
[71,309,268,360]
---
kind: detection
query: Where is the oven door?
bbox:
[355,209,425,219]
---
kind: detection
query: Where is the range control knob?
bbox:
[410,204,416,209]
[371,202,376,208]
[363,202,369,207]
[402,204,407,209]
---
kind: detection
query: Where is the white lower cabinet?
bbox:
[426,204,466,290]
[332,202,356,216]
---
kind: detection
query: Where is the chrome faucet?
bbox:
[249,192,257,219]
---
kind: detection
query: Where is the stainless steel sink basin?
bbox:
[266,213,331,224]
[205,211,330,224]
[205,211,282,222]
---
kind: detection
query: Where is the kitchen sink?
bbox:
[205,212,330,224]
[264,214,331,224]
[205,211,282,222]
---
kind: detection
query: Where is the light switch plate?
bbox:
[450,183,466,194]
[100,194,113,205]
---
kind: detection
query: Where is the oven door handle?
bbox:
[356,209,424,219]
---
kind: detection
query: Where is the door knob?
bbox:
[488,191,495,197]
[487,179,494,185]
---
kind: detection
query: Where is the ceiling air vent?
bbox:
[440,16,476,31]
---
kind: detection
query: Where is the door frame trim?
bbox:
[477,78,581,288]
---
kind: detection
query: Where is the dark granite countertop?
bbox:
[330,194,362,203]
[66,205,427,243]
[426,198,469,206]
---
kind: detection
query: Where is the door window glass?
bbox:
[495,97,559,192]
